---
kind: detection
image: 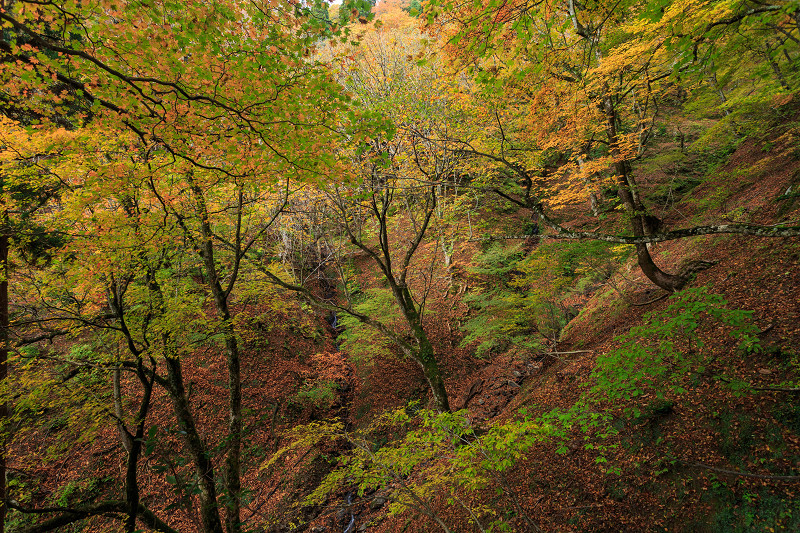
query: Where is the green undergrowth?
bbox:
[273,283,800,531]
[539,288,767,461]
[461,240,627,357]
[273,404,552,532]
[338,288,401,364]
[704,483,800,533]
[544,286,800,530]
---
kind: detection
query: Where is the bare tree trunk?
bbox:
[708,63,730,115]
[603,90,686,292]
[114,368,134,454]
[145,263,225,533]
[165,355,225,533]
[395,286,450,412]
[123,359,155,532]
[577,155,600,217]
[764,40,791,90]
[332,184,452,412]
[189,183,242,533]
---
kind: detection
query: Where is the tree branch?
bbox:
[7,500,179,533]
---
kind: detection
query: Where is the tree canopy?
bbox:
[1,0,799,531]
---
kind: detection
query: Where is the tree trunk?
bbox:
[395,286,450,412]
[124,360,154,532]
[764,40,791,90]
[165,356,225,533]
[415,338,450,413]
[114,368,134,454]
[190,182,242,533]
[221,325,242,533]
[576,155,600,217]
[603,91,686,292]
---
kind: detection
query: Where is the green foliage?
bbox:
[704,483,800,533]
[292,379,340,410]
[1,343,113,459]
[262,419,345,475]
[337,0,376,25]
[299,406,551,530]
[462,241,623,356]
[405,0,424,17]
[589,287,760,412]
[538,287,763,465]
[5,476,104,532]
[339,288,401,363]
[460,243,531,356]
[51,478,103,507]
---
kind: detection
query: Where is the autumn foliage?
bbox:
[0,0,799,532]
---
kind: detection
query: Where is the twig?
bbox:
[630,292,669,306]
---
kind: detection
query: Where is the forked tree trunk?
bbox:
[190,182,242,533]
[146,266,225,533]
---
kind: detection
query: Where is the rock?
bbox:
[477,398,485,405]
[512,370,523,378]
[758,368,772,375]
[358,524,369,532]
[370,496,387,510]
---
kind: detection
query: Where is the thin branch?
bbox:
[7,500,180,533]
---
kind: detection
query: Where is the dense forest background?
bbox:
[1,0,799,531]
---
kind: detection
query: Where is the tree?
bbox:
[0,117,72,533]
[263,9,482,413]
[0,0,369,531]
[427,0,800,291]
[263,157,456,413]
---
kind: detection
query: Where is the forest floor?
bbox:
[8,101,800,533]
[296,102,800,532]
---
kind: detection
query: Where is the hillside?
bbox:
[1,1,799,533]
[282,96,800,533]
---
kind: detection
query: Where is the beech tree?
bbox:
[263,7,480,413]
[0,121,72,533]
[0,0,371,531]
[428,0,800,291]
[1,125,291,532]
